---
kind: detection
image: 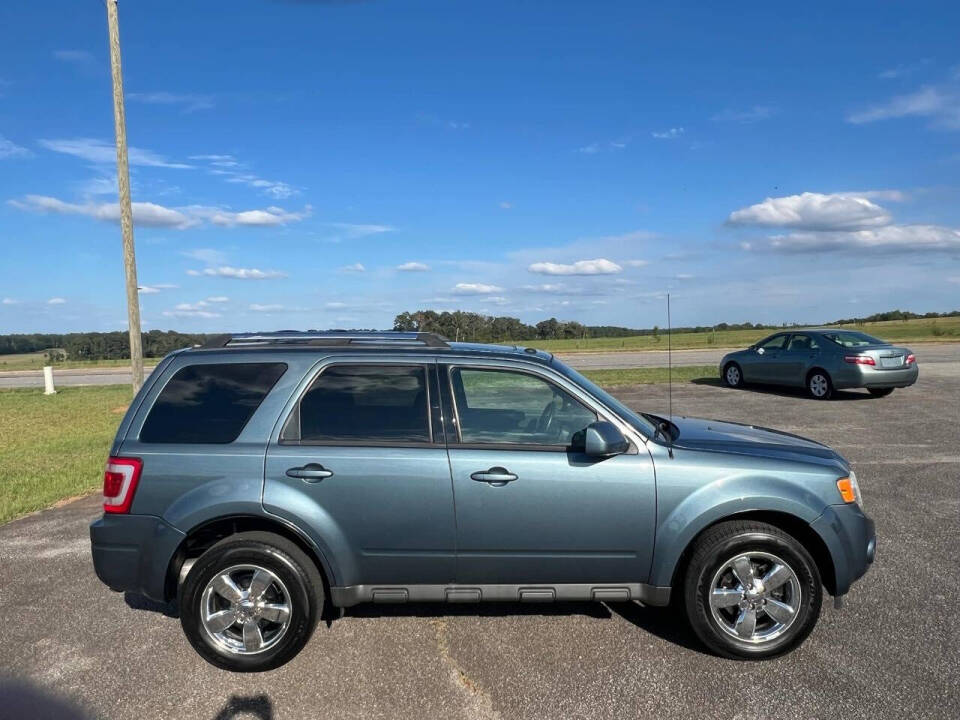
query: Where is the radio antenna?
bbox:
[667,292,673,424]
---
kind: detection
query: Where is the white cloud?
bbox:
[712,106,776,123]
[652,127,684,139]
[128,91,214,113]
[206,296,229,303]
[499,201,512,209]
[623,259,649,268]
[847,84,960,130]
[321,223,395,243]
[760,225,960,254]
[480,296,509,305]
[10,195,310,229]
[948,276,960,284]
[577,143,600,154]
[325,301,348,309]
[162,308,220,319]
[396,262,430,272]
[452,282,503,295]
[48,297,66,305]
[186,205,311,227]
[2,298,20,305]
[10,195,198,229]
[187,266,286,279]
[0,135,31,159]
[727,192,894,231]
[340,263,366,273]
[249,304,285,312]
[181,248,228,265]
[39,138,192,168]
[528,258,622,276]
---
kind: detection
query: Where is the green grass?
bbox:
[581,365,716,386]
[0,353,160,372]
[517,316,960,353]
[0,385,131,524]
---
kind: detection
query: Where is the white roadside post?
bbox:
[43,366,57,395]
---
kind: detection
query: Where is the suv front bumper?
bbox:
[810,503,876,597]
[90,514,185,603]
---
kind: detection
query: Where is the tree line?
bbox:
[392,309,777,343]
[0,331,214,362]
[2,308,955,361]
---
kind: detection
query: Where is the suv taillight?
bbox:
[103,456,142,514]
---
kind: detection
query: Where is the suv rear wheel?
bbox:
[683,520,822,660]
[179,531,322,672]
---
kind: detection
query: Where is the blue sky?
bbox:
[1,0,958,333]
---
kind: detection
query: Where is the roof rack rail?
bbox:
[200,330,450,350]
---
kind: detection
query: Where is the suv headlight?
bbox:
[836,470,863,509]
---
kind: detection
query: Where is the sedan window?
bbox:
[787,334,819,351]
[822,331,884,347]
[759,334,788,351]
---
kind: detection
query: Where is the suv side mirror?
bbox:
[584,421,629,457]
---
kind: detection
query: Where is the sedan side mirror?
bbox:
[584,421,629,457]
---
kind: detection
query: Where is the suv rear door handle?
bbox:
[286,464,333,482]
[470,467,517,486]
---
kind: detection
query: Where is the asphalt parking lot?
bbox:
[1,363,958,719]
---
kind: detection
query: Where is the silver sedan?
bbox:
[720,329,918,399]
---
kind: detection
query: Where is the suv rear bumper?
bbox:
[810,503,876,597]
[90,514,185,603]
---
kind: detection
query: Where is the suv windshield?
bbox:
[822,331,885,348]
[553,360,657,438]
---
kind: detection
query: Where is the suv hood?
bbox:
[667,416,845,467]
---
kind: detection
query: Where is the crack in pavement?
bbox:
[431,618,501,720]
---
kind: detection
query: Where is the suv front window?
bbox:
[450,367,596,446]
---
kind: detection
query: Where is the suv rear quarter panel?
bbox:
[119,350,312,529]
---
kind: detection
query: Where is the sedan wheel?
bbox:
[807,371,832,400]
[723,363,743,388]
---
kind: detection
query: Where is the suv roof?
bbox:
[187,330,555,365]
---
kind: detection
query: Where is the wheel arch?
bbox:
[165,513,336,602]
[668,509,837,598]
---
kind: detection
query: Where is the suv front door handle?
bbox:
[470,467,518,486]
[286,464,333,482]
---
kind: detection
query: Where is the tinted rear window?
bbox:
[285,364,431,443]
[141,363,287,443]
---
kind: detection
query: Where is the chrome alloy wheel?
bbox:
[709,552,802,644]
[725,365,741,386]
[199,564,292,655]
[809,374,829,398]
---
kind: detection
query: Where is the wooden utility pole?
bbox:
[106,0,144,394]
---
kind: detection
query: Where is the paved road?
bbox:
[1,361,958,719]
[3,342,960,388]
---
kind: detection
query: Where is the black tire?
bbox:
[806,369,833,400]
[683,520,822,660]
[868,387,894,397]
[723,362,744,388]
[178,531,323,672]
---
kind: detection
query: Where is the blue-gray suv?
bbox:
[90,331,875,671]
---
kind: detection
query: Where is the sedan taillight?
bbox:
[103,456,142,514]
[905,354,916,365]
[844,354,875,366]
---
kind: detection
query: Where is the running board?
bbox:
[330,583,671,607]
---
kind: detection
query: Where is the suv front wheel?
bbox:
[179,531,322,672]
[683,520,822,660]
